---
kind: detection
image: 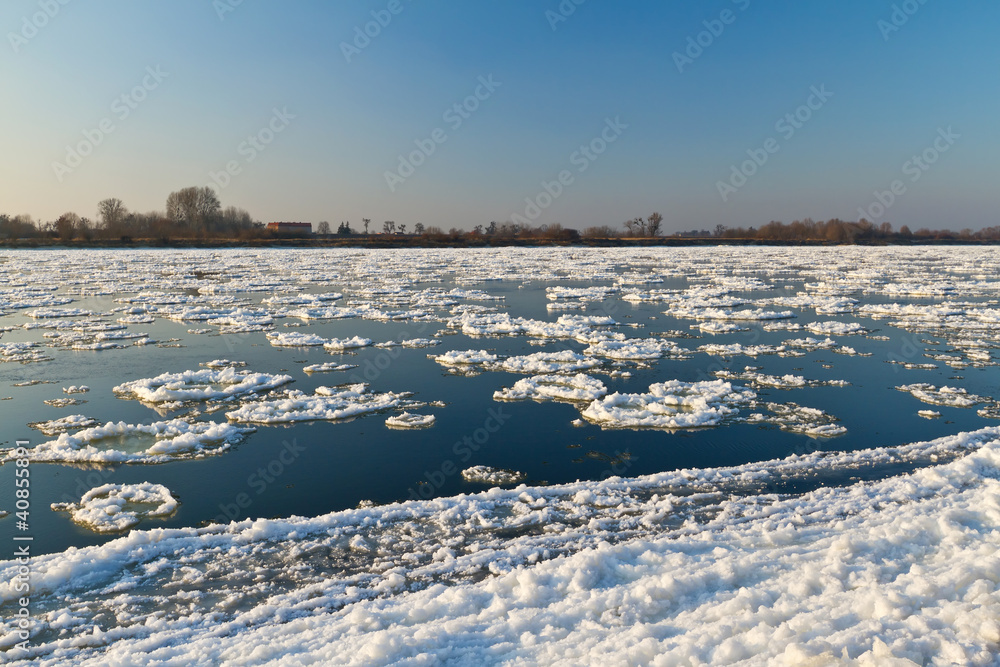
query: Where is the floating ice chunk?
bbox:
[51,483,178,533]
[748,402,846,437]
[494,374,607,403]
[266,331,328,347]
[400,338,440,348]
[714,369,849,389]
[804,321,868,336]
[28,414,99,436]
[303,362,358,374]
[783,337,838,351]
[62,385,90,394]
[6,420,248,464]
[114,367,293,404]
[497,350,601,374]
[225,386,406,424]
[199,359,247,369]
[323,336,373,351]
[44,398,83,408]
[584,339,684,360]
[385,413,436,429]
[27,307,93,318]
[665,306,796,321]
[698,343,788,357]
[694,322,749,334]
[896,383,987,408]
[433,349,499,365]
[461,465,526,485]
[546,286,619,301]
[546,301,586,310]
[918,410,942,419]
[581,380,754,429]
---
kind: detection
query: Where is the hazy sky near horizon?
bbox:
[2,0,997,233]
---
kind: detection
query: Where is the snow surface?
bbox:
[5,428,1000,664]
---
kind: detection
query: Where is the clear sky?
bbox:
[2,0,997,233]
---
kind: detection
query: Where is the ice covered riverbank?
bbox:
[2,427,1000,664]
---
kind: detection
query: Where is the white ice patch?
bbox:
[582,380,754,429]
[225,385,406,424]
[896,383,988,408]
[461,465,527,485]
[114,367,292,404]
[803,320,868,336]
[496,350,601,374]
[51,483,178,533]
[28,414,99,436]
[433,349,499,366]
[748,402,847,437]
[302,362,358,374]
[6,420,248,464]
[385,413,436,429]
[494,373,607,403]
[265,331,328,347]
[322,336,373,351]
[584,338,686,360]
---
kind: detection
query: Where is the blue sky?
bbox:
[2,0,997,232]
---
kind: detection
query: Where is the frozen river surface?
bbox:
[2,246,1000,664]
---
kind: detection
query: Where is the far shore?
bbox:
[2,236,998,250]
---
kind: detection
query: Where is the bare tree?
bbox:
[166,187,220,232]
[382,220,395,234]
[646,212,663,237]
[316,221,331,235]
[714,224,727,237]
[362,218,371,234]
[398,223,407,234]
[55,212,80,240]
[414,222,425,234]
[97,198,128,235]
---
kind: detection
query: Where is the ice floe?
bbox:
[581,380,754,429]
[6,419,249,464]
[225,385,407,424]
[114,367,293,404]
[461,465,527,485]
[51,483,178,533]
[385,413,436,429]
[494,373,607,403]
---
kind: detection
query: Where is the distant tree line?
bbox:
[713,218,1000,242]
[5,200,1000,245]
[2,186,268,242]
